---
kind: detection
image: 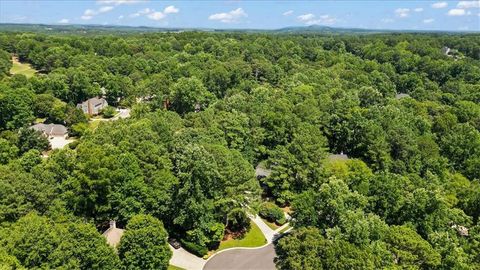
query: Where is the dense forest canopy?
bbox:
[0,29,479,269]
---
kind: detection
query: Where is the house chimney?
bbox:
[109,220,116,229]
[88,99,92,115]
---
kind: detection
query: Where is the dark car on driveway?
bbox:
[168,238,181,249]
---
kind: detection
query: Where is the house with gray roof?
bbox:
[77,97,108,116]
[30,123,68,138]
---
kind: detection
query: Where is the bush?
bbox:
[180,239,208,257]
[70,122,88,137]
[259,202,285,224]
[227,208,250,232]
[102,106,117,118]
[276,217,287,226]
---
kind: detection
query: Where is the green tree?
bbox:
[118,214,171,270]
[17,128,49,154]
[385,225,441,268]
[0,86,35,130]
[0,213,120,269]
[0,138,18,164]
[171,77,215,114]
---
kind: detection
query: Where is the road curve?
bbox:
[203,244,276,270]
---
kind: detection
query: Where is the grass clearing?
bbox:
[279,224,292,234]
[261,218,280,230]
[88,120,102,131]
[10,56,37,78]
[216,221,266,252]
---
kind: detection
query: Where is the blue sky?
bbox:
[0,1,479,31]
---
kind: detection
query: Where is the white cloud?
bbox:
[208,8,247,23]
[99,6,114,13]
[297,13,315,21]
[84,9,96,16]
[457,1,480,9]
[81,6,114,20]
[395,8,410,18]
[382,18,395,23]
[58,18,69,24]
[97,0,145,5]
[129,6,178,21]
[118,15,124,20]
[164,5,179,14]
[432,2,448,8]
[130,7,152,17]
[314,14,337,25]
[448,8,466,16]
[423,18,435,23]
[297,14,337,25]
[147,11,165,21]
[283,10,293,16]
[414,8,424,12]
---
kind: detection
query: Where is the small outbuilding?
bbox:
[103,220,124,248]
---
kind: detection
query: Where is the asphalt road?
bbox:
[203,244,276,270]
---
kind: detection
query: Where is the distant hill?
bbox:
[0,23,475,35]
[0,23,188,34]
[275,25,381,34]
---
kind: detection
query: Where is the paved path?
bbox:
[203,244,275,270]
[250,215,276,244]
[169,246,206,270]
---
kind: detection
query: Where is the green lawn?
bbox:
[168,265,186,270]
[10,57,37,78]
[261,218,280,230]
[216,221,266,251]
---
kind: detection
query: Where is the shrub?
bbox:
[102,106,117,118]
[259,202,285,224]
[227,208,250,232]
[180,239,208,257]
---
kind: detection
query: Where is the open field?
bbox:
[10,56,37,77]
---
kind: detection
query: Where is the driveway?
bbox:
[203,244,275,270]
[49,136,75,149]
[113,108,130,120]
[169,246,206,270]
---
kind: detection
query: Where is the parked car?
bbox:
[168,238,181,249]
